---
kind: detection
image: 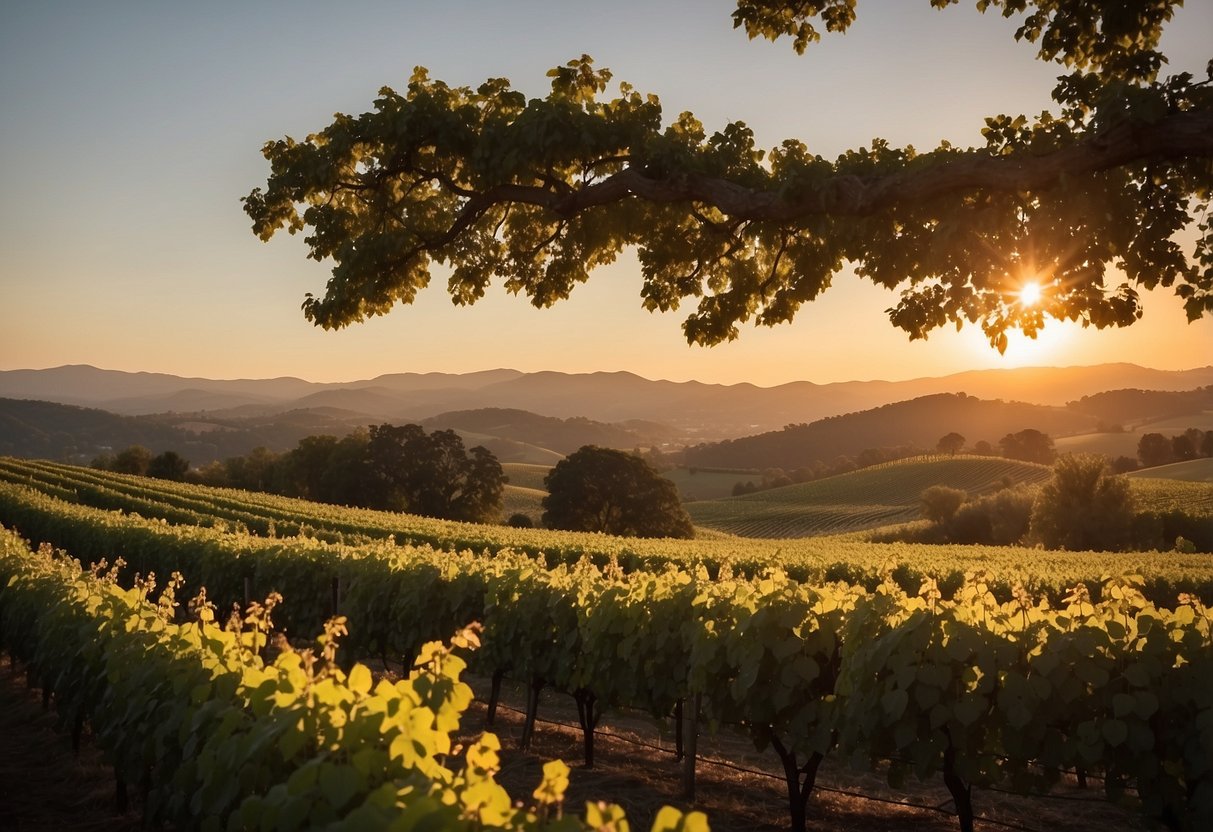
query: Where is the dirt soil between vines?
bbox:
[0,656,1148,832]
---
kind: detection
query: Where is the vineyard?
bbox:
[4,457,1213,604]
[501,463,556,492]
[1128,458,1213,485]
[1,459,1212,830]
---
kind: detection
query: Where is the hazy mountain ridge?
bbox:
[2,363,1212,442]
[1065,386,1213,426]
[684,393,1103,470]
[421,408,679,456]
[0,399,369,465]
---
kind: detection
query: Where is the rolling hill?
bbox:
[686,456,1052,538]
[421,408,677,455]
[684,393,1099,470]
[1127,458,1213,484]
[1065,387,1213,426]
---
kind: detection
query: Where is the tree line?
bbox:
[905,454,1212,553]
[96,426,505,523]
[94,433,694,538]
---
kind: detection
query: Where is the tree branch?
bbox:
[442,108,1213,221]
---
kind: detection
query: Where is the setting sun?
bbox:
[1018,281,1043,307]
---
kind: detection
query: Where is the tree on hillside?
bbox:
[542,446,693,538]
[1171,432,1197,461]
[111,445,152,476]
[225,446,281,492]
[937,432,966,456]
[147,450,189,481]
[1029,453,1136,551]
[246,1,1213,353]
[277,434,341,499]
[366,424,505,522]
[999,429,1055,464]
[1137,431,1173,467]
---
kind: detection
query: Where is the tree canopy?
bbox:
[999,428,1056,463]
[542,446,694,538]
[1029,453,1136,551]
[245,0,1213,352]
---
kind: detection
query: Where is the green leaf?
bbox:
[1102,719,1129,748]
[882,688,908,720]
[954,695,985,727]
[319,763,365,812]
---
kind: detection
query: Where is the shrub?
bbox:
[1029,454,1136,551]
[920,485,966,525]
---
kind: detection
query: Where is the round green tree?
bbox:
[1029,453,1136,551]
[542,446,694,538]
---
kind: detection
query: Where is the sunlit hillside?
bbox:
[1127,457,1213,484]
[500,462,554,491]
[685,456,1051,538]
[1055,412,1213,458]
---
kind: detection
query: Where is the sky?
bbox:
[1,0,1210,387]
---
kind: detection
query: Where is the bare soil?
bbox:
[458,674,1150,832]
[0,656,140,832]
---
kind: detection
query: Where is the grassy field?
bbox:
[1127,457,1213,483]
[686,456,1051,538]
[501,462,553,491]
[664,467,760,501]
[1055,411,1213,458]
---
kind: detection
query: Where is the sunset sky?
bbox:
[2,1,1210,387]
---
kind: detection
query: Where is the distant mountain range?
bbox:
[684,393,1101,470]
[3,363,1212,442]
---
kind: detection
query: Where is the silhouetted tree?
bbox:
[225,446,281,491]
[1172,433,1198,461]
[147,450,189,481]
[999,429,1055,464]
[366,424,505,522]
[543,446,693,538]
[111,445,153,475]
[972,440,995,456]
[1137,432,1173,468]
[1110,455,1139,474]
[937,432,966,456]
[278,434,340,499]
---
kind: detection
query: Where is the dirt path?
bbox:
[0,656,139,832]
[0,655,1146,832]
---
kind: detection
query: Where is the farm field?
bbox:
[5,456,1212,605]
[501,462,554,491]
[501,484,546,521]
[664,467,760,501]
[1128,457,1213,483]
[1055,412,1213,458]
[1,465,1211,832]
[686,456,1052,538]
